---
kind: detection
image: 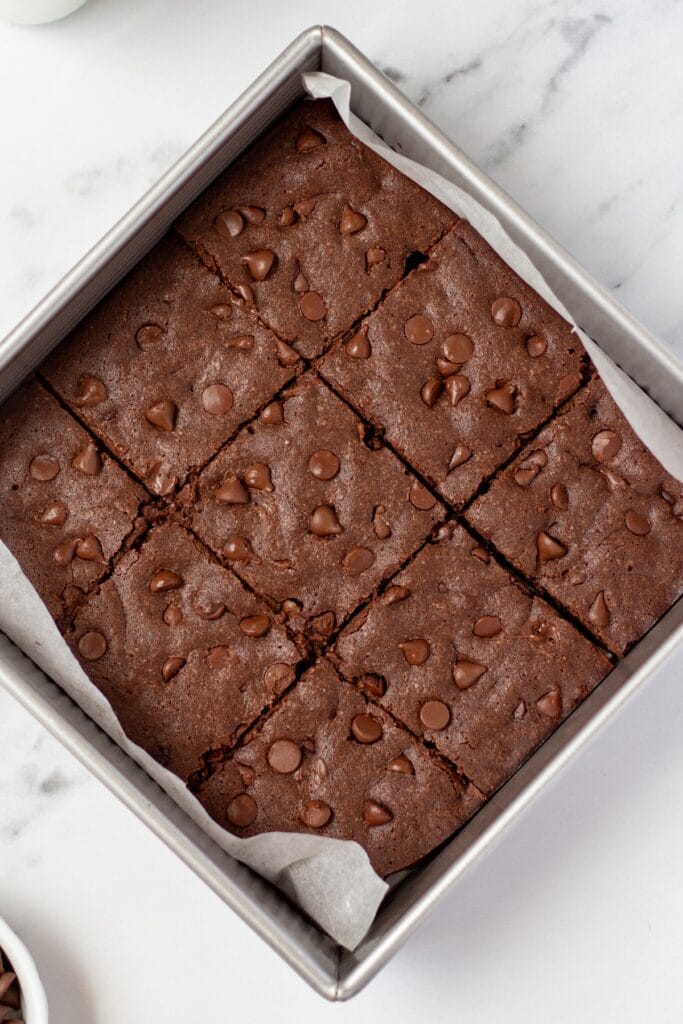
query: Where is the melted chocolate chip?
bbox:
[226,793,258,827]
[300,800,332,828]
[308,449,340,480]
[399,638,430,665]
[74,375,108,407]
[491,297,522,327]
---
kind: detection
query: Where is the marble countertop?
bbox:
[1,1,682,1020]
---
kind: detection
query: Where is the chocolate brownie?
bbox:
[67,523,302,781]
[334,525,611,795]
[42,233,298,495]
[188,374,443,640]
[176,99,456,359]
[319,220,588,507]
[196,658,484,877]
[467,377,683,656]
[0,379,145,621]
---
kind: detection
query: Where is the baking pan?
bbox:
[1,26,682,1001]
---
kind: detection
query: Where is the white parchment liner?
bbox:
[1,71,682,953]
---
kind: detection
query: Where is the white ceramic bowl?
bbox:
[0,916,48,1023]
[0,0,89,24]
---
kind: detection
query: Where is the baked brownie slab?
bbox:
[334,526,611,795]
[0,380,145,621]
[467,377,683,656]
[176,99,455,359]
[67,523,301,782]
[319,220,588,508]
[188,375,443,641]
[196,658,483,877]
[42,233,298,496]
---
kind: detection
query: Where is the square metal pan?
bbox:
[0,26,681,1001]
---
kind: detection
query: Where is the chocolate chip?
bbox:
[145,399,176,432]
[310,504,343,537]
[279,206,296,227]
[405,314,434,345]
[37,500,68,526]
[243,249,276,282]
[625,510,651,535]
[491,297,522,327]
[267,739,302,774]
[163,604,183,626]
[387,755,415,775]
[149,569,183,593]
[591,429,622,463]
[342,546,375,576]
[526,335,547,357]
[78,630,107,660]
[210,303,233,320]
[372,505,392,539]
[135,323,165,348]
[363,800,393,827]
[239,613,271,637]
[235,283,254,304]
[513,700,527,720]
[244,462,273,491]
[72,443,102,475]
[409,480,436,510]
[201,384,234,416]
[293,271,308,294]
[473,615,502,638]
[308,449,340,480]
[443,334,474,363]
[444,374,471,406]
[161,656,186,681]
[537,530,568,562]
[224,537,260,562]
[536,685,561,718]
[453,660,487,690]
[226,334,254,350]
[29,454,60,481]
[147,460,176,496]
[240,205,266,225]
[470,545,490,563]
[448,444,472,471]
[351,713,383,744]
[366,247,385,270]
[193,594,226,620]
[513,450,548,486]
[215,474,250,504]
[294,198,317,218]
[399,638,430,665]
[300,800,332,828]
[485,383,517,414]
[214,210,244,238]
[588,591,611,627]
[296,127,325,152]
[299,291,326,321]
[384,584,411,605]
[260,401,284,426]
[54,538,79,566]
[419,699,450,731]
[420,378,443,407]
[76,534,105,562]
[227,793,258,827]
[551,483,569,510]
[339,205,367,235]
[74,375,107,407]
[264,663,296,690]
[207,645,232,670]
[345,328,371,359]
[275,339,300,367]
[311,611,336,636]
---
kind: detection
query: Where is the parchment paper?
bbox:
[1,70,682,954]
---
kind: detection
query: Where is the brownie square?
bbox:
[67,523,302,782]
[188,374,444,640]
[319,221,589,507]
[0,380,145,621]
[334,526,611,795]
[196,658,483,877]
[176,99,456,359]
[42,233,298,496]
[467,377,683,656]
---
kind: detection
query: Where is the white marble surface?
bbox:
[1,1,682,1019]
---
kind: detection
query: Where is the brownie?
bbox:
[188,374,443,640]
[67,523,302,781]
[176,99,456,359]
[42,233,298,495]
[467,377,683,656]
[0,379,145,621]
[333,526,611,795]
[196,658,484,877]
[319,220,588,507]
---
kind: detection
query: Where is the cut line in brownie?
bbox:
[42,233,299,496]
[176,99,456,359]
[67,522,302,782]
[0,379,146,622]
[187,374,444,642]
[196,658,484,877]
[334,525,611,795]
[319,220,589,508]
[466,376,683,656]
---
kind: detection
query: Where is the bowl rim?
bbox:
[0,915,48,1023]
